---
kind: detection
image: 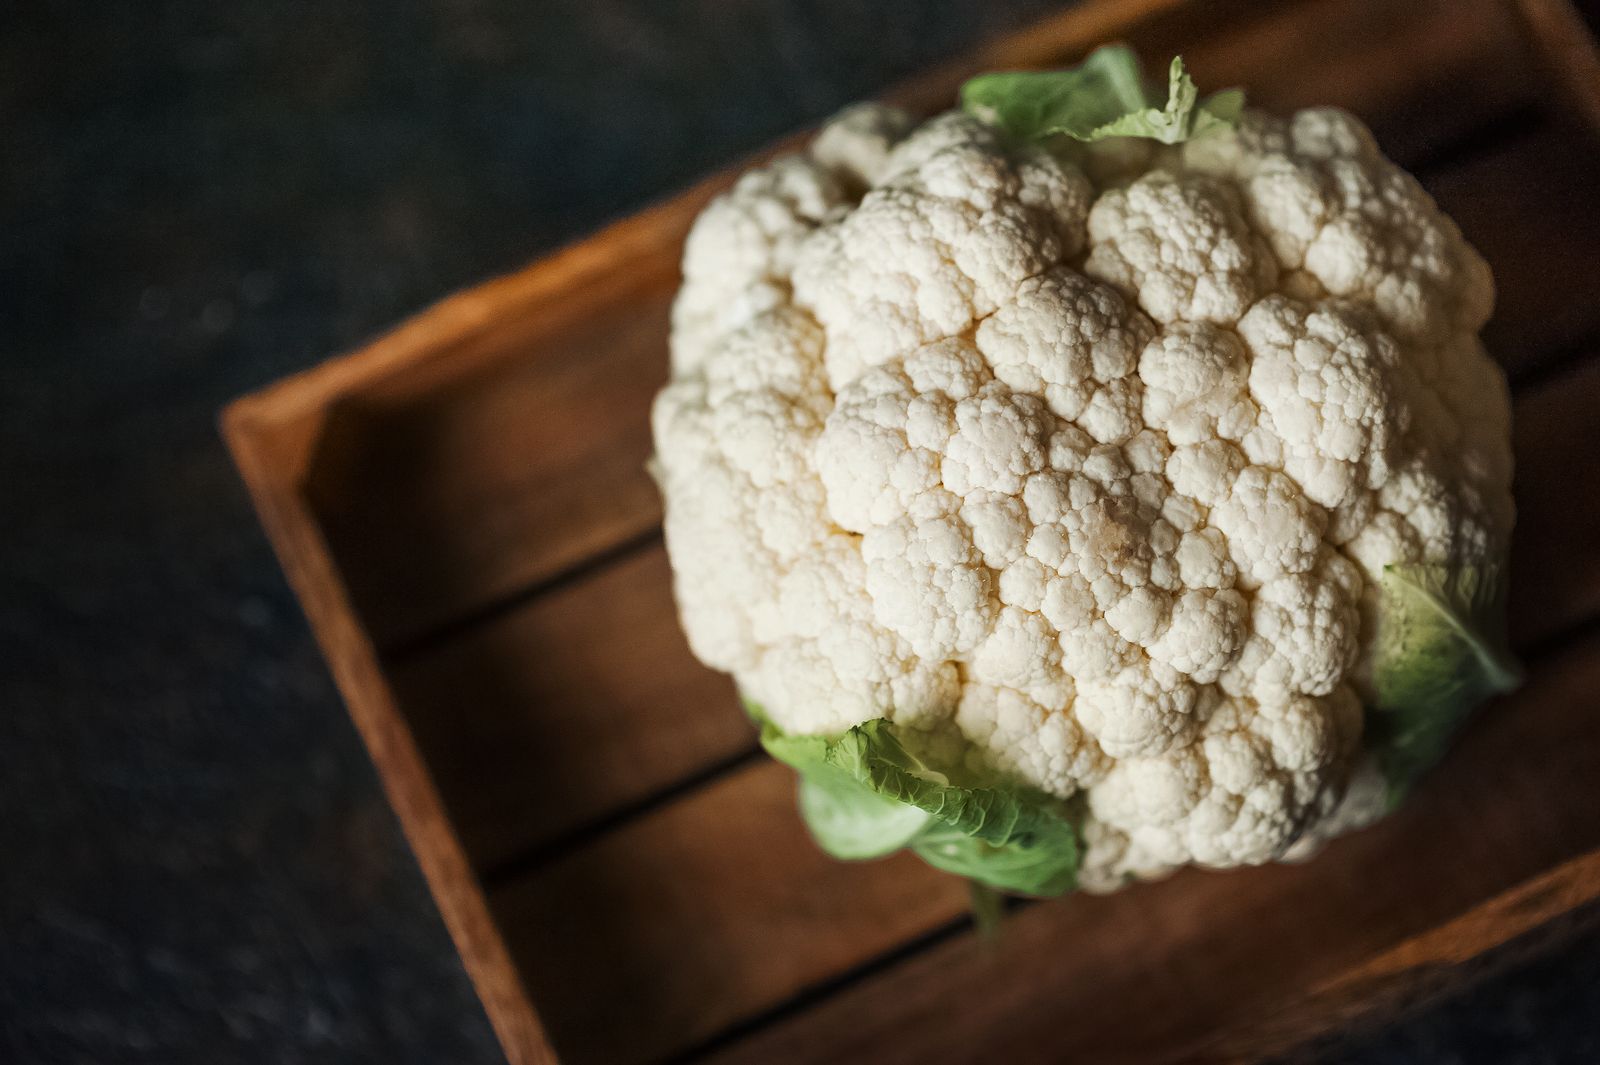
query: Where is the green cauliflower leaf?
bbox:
[748,702,1081,896]
[1367,562,1521,807]
[961,43,1243,146]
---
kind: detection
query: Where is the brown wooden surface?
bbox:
[1431,120,1600,367]
[1506,358,1600,644]
[1202,848,1600,1061]
[389,546,749,874]
[1514,0,1600,131]
[491,762,970,1064]
[221,0,1600,1062]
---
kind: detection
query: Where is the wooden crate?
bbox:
[223,0,1600,1061]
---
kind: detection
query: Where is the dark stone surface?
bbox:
[2,2,1596,1062]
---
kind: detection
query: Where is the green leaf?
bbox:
[750,704,931,859]
[912,821,1080,897]
[960,44,1244,146]
[745,700,934,857]
[796,775,932,860]
[746,701,1083,896]
[1367,562,1521,807]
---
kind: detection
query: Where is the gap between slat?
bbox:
[382,526,664,664]
[478,744,762,886]
[650,912,980,1065]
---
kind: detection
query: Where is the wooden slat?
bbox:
[1506,358,1600,644]
[388,547,749,874]
[488,761,970,1065]
[1200,847,1600,1061]
[695,629,1600,1065]
[1432,119,1600,367]
[383,347,1600,880]
[1512,0,1600,131]
[1141,0,1544,164]
[309,279,675,652]
[304,0,1555,653]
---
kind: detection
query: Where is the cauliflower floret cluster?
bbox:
[652,97,1512,889]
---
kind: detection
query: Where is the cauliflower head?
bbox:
[650,48,1516,895]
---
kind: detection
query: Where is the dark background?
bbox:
[4,1,1597,1061]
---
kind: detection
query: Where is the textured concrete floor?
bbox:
[3,2,1596,1061]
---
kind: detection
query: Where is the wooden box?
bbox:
[224,0,1600,1061]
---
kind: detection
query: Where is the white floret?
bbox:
[1238,296,1405,510]
[941,385,1056,497]
[861,502,999,660]
[1204,461,1326,587]
[750,534,961,735]
[1183,108,1493,342]
[1074,664,1199,758]
[809,102,917,192]
[653,309,836,671]
[1088,686,1359,872]
[1085,170,1277,324]
[974,266,1154,441]
[958,684,1109,796]
[1222,550,1363,699]
[672,156,849,368]
[1145,587,1249,684]
[793,114,1093,389]
[1138,322,1258,444]
[813,370,948,532]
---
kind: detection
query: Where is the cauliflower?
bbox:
[650,46,1517,896]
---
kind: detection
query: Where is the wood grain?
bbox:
[388,546,751,874]
[693,629,1600,1065]
[1138,0,1541,164]
[1197,847,1600,1061]
[302,0,1556,654]
[1506,357,1600,644]
[488,760,970,1065]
